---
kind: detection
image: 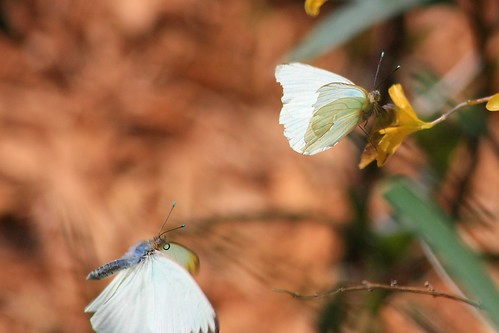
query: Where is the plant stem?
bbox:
[430,95,493,126]
[274,280,482,309]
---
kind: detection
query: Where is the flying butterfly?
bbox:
[275,62,381,155]
[85,203,218,333]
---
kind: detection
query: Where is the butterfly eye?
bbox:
[162,243,171,251]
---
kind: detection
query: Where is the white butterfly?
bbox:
[275,63,380,155]
[85,227,218,333]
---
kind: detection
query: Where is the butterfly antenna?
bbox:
[373,51,385,90]
[157,201,179,236]
[375,65,401,91]
[158,224,186,238]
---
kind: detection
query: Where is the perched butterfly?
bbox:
[85,206,218,333]
[275,62,380,155]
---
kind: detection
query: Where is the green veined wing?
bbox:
[303,83,372,154]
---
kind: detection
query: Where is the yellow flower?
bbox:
[486,93,499,111]
[305,0,327,16]
[359,84,433,169]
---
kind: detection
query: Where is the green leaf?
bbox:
[384,178,499,329]
[289,0,432,61]
[415,122,462,177]
[317,294,348,333]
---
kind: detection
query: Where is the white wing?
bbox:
[85,254,218,333]
[275,63,354,155]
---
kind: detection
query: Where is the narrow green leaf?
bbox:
[384,178,499,329]
[290,0,431,61]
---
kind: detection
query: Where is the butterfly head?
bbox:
[153,236,171,252]
[369,89,381,104]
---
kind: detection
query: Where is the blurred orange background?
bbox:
[0,1,497,332]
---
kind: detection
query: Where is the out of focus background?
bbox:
[0,0,498,332]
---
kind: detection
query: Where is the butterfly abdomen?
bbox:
[87,240,153,280]
[86,258,136,280]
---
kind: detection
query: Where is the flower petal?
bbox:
[486,93,499,111]
[359,84,433,169]
[305,0,327,16]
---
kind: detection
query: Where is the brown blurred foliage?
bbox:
[0,0,497,333]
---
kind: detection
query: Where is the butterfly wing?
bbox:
[159,241,200,275]
[275,63,372,155]
[85,254,218,333]
[149,254,218,333]
[85,267,146,333]
[302,83,370,154]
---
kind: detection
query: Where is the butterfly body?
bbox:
[276,63,379,155]
[87,240,153,280]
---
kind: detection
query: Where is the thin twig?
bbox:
[274,280,482,309]
[430,95,493,126]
